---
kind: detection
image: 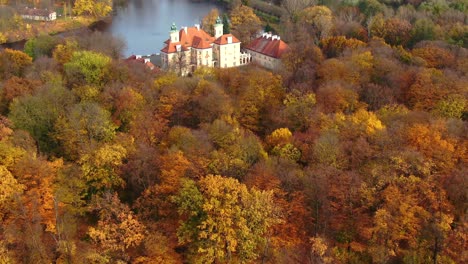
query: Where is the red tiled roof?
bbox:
[245,36,289,59]
[125,55,158,72]
[180,27,215,46]
[161,42,189,53]
[145,61,156,70]
[162,26,215,53]
[192,36,212,49]
[214,34,240,45]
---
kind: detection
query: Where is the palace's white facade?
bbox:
[161,17,251,75]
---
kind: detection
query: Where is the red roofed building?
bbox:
[245,33,290,70]
[161,17,251,75]
[125,55,159,72]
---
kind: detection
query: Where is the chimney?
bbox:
[262,33,267,38]
[272,35,277,40]
[176,44,181,52]
[194,24,200,30]
[136,55,142,59]
[184,27,188,34]
[144,58,150,63]
[227,36,232,44]
[278,36,280,40]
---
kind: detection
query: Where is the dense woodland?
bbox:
[0,0,467,263]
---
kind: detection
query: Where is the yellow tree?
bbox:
[3,153,63,263]
[0,165,24,220]
[133,231,182,264]
[316,83,363,114]
[134,150,194,235]
[404,122,460,173]
[238,70,284,133]
[201,8,220,36]
[52,40,79,65]
[79,143,127,192]
[299,6,334,42]
[73,0,112,18]
[175,175,281,264]
[0,49,32,79]
[266,128,301,161]
[88,192,146,258]
[230,5,261,46]
[370,176,454,263]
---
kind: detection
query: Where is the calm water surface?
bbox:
[106,0,225,56]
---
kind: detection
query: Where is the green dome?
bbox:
[215,16,222,25]
[170,23,177,31]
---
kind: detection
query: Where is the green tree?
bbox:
[54,101,117,160]
[409,19,436,47]
[358,0,385,18]
[23,35,59,60]
[432,95,466,119]
[64,50,111,87]
[223,13,230,34]
[8,81,75,154]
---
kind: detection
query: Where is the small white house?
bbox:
[19,7,57,21]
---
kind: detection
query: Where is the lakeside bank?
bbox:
[1,14,111,51]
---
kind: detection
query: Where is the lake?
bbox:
[105,0,225,57]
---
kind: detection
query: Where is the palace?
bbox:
[161,17,251,75]
[160,17,289,75]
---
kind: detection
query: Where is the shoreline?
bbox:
[1,15,111,47]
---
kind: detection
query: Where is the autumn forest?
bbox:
[0,0,467,263]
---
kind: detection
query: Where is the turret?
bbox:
[214,16,223,39]
[170,22,179,42]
